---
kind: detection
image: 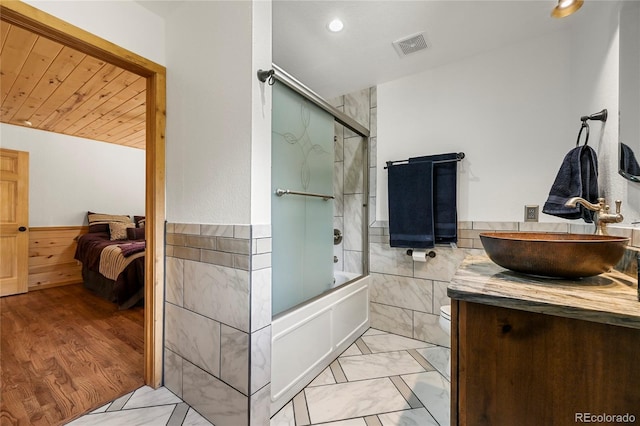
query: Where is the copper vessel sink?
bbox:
[479,232,629,278]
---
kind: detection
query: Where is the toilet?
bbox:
[439,305,452,375]
[439,304,451,336]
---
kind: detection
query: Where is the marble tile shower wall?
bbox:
[164,223,272,426]
[329,87,376,276]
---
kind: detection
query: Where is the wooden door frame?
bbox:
[0,1,166,387]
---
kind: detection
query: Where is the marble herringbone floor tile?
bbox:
[317,419,367,425]
[416,346,451,381]
[400,371,450,426]
[271,401,295,426]
[70,329,449,426]
[340,341,363,357]
[377,407,439,425]
[67,387,213,426]
[183,408,216,426]
[66,405,177,425]
[338,350,426,381]
[308,366,337,387]
[123,386,183,410]
[362,328,388,336]
[361,333,434,353]
[304,377,411,424]
[283,328,450,426]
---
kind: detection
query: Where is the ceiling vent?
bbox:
[392,32,429,57]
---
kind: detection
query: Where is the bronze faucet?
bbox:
[565,197,624,235]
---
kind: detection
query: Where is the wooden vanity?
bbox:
[448,255,640,426]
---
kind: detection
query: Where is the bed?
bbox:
[74,212,146,309]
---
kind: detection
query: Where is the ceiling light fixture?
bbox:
[327,18,344,32]
[551,0,584,18]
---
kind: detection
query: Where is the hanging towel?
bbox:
[388,160,435,248]
[409,152,459,244]
[388,152,459,248]
[620,142,640,176]
[542,145,598,223]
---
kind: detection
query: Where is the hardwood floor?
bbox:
[0,284,144,426]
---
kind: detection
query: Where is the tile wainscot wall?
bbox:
[369,220,640,346]
[164,223,272,426]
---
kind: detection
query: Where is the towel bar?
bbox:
[385,152,465,169]
[275,188,334,201]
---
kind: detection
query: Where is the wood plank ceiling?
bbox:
[0,20,146,150]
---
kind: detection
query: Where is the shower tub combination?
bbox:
[269,66,371,415]
[271,272,370,413]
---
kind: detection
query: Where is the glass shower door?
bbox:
[272,83,334,316]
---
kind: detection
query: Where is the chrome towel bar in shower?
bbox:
[275,188,334,201]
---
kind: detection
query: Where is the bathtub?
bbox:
[271,271,370,414]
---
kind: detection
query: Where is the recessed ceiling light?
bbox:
[327,18,344,32]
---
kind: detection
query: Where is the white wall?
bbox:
[251,0,273,225]
[376,1,626,223]
[24,0,166,66]
[377,30,572,222]
[568,1,623,217]
[165,1,272,225]
[0,124,145,227]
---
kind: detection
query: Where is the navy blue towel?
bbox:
[542,145,598,223]
[620,142,640,176]
[410,153,458,244]
[387,152,459,248]
[388,161,435,248]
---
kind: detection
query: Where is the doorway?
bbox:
[0,1,165,389]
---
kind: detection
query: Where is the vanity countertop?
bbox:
[448,254,640,329]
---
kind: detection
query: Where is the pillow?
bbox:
[134,216,146,228]
[126,227,145,240]
[109,222,135,241]
[88,211,132,233]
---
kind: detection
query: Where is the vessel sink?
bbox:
[479,232,629,278]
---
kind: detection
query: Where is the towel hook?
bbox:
[575,108,607,147]
[576,120,590,146]
[257,69,275,85]
[580,109,608,123]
